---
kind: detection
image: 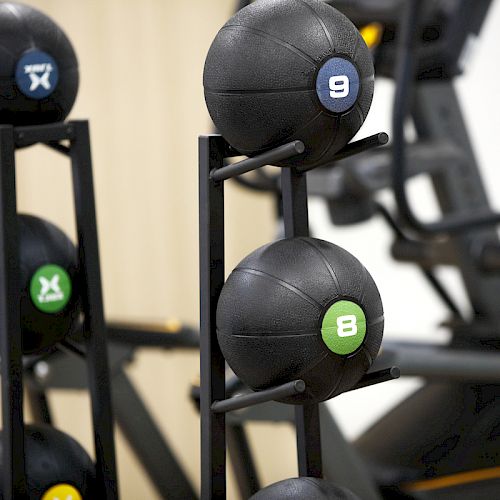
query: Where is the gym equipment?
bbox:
[19,214,80,354]
[0,2,78,126]
[0,121,117,499]
[326,0,492,80]
[0,4,115,495]
[0,424,96,500]
[355,1,500,497]
[26,320,199,500]
[217,237,383,403]
[199,1,399,488]
[229,1,500,499]
[199,133,394,499]
[203,0,374,170]
[199,0,395,491]
[249,477,359,500]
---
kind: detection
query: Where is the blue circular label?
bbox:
[316,57,360,113]
[15,50,59,100]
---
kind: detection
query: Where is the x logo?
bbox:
[29,71,52,91]
[39,275,61,297]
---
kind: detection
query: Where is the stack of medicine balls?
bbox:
[207,0,384,408]
[206,1,383,498]
[0,3,96,499]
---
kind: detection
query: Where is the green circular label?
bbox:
[29,264,72,314]
[321,300,366,355]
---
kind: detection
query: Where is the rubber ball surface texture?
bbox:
[0,424,96,499]
[0,2,79,126]
[250,477,361,499]
[216,237,384,403]
[19,214,80,354]
[204,0,374,170]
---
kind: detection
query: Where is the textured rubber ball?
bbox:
[0,2,79,126]
[216,237,384,404]
[250,478,360,500]
[0,424,96,500]
[203,0,374,171]
[19,214,80,354]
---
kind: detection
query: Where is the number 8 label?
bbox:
[321,301,366,355]
[336,314,357,337]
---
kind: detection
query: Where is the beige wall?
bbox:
[16,1,296,498]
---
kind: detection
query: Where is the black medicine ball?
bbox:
[216,237,384,404]
[250,477,360,500]
[204,0,374,170]
[19,214,80,354]
[0,424,96,500]
[0,2,79,126]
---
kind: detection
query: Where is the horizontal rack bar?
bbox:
[346,366,400,393]
[211,141,305,182]
[329,132,389,163]
[211,379,306,413]
[14,122,75,147]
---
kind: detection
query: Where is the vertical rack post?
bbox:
[199,132,389,497]
[0,125,27,499]
[281,168,323,478]
[199,135,228,499]
[69,120,118,499]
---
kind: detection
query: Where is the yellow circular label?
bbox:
[42,484,82,500]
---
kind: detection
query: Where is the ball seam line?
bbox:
[233,267,323,310]
[204,109,323,157]
[267,109,324,156]
[220,24,317,66]
[217,332,319,338]
[204,87,314,95]
[354,101,365,124]
[367,315,384,327]
[351,32,361,62]
[325,356,348,399]
[296,0,335,52]
[294,350,330,383]
[305,113,340,164]
[298,238,342,294]
[217,314,383,338]
[361,345,373,365]
[358,264,369,304]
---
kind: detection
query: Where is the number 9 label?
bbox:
[316,57,360,113]
[329,75,350,99]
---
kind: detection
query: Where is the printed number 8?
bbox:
[329,75,349,98]
[337,315,357,337]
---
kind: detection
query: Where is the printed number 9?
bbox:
[329,75,349,98]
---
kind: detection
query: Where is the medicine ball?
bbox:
[19,214,80,354]
[250,478,360,500]
[203,0,374,170]
[216,237,383,404]
[0,2,79,126]
[0,424,96,500]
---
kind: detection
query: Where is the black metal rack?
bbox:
[0,121,118,499]
[199,132,396,499]
[25,321,199,500]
